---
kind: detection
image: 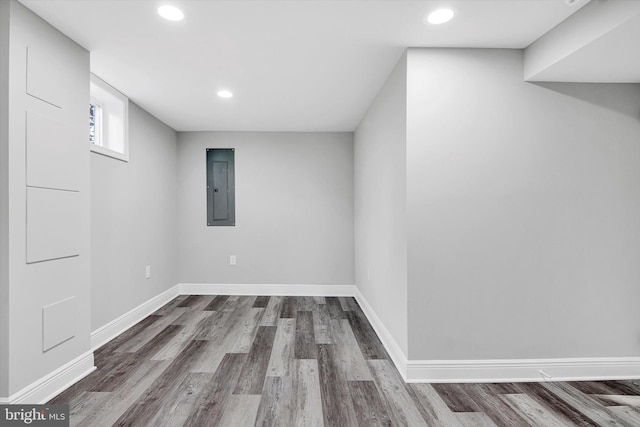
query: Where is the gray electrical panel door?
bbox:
[206,148,235,226]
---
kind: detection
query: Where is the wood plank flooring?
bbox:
[50,295,640,426]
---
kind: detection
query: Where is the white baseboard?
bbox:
[3,350,95,404]
[406,357,640,383]
[90,284,180,350]
[353,287,409,381]
[350,288,640,384]
[90,283,354,352]
[179,283,356,297]
[83,282,640,387]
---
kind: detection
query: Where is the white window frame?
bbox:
[90,73,129,162]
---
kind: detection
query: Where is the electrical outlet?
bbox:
[230,255,237,266]
[145,265,151,279]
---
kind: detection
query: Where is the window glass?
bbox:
[89,74,128,162]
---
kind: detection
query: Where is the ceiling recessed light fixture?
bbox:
[217,89,234,99]
[157,5,184,21]
[425,8,456,25]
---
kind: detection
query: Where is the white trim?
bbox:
[178,283,356,297]
[4,350,95,404]
[406,357,640,383]
[89,73,129,162]
[90,144,128,162]
[353,287,409,381]
[4,283,638,405]
[76,282,640,395]
[352,288,640,384]
[90,284,180,350]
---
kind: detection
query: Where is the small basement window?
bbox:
[89,74,129,162]
[207,148,235,226]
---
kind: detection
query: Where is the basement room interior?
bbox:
[2,0,640,425]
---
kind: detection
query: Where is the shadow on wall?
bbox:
[531,82,640,122]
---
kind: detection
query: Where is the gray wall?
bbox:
[2,0,90,396]
[354,53,408,355]
[178,132,354,286]
[0,0,10,398]
[406,48,640,360]
[91,102,178,331]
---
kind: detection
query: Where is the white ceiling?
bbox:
[19,0,595,132]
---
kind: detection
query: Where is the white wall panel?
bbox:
[26,110,81,191]
[26,45,66,107]
[3,0,91,400]
[42,296,76,351]
[26,187,80,263]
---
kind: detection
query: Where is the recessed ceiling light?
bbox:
[425,8,456,25]
[217,90,233,99]
[157,5,184,21]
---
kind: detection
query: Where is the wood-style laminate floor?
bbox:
[50,295,640,426]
